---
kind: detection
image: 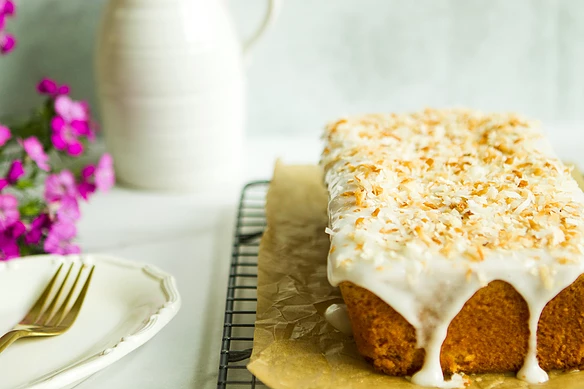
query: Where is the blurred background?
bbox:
[0,0,582,138]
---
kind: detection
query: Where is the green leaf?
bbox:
[19,245,33,256]
[18,200,44,217]
[15,179,34,190]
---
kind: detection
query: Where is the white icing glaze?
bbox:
[321,110,584,387]
[409,372,466,389]
[436,373,465,389]
[324,303,353,336]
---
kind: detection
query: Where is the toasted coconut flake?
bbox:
[321,109,584,266]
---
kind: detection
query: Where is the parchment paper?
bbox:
[247,161,584,389]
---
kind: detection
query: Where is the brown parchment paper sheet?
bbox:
[247,162,584,389]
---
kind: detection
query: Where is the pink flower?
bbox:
[56,196,80,222]
[77,165,96,200]
[0,221,24,260]
[0,159,25,195]
[51,116,84,156]
[50,96,96,154]
[78,154,115,200]
[0,32,15,54]
[0,235,18,260]
[54,95,88,122]
[37,78,69,96]
[25,214,51,245]
[0,194,18,231]
[44,170,77,203]
[0,125,11,146]
[0,1,14,16]
[6,160,23,184]
[96,154,115,192]
[6,221,24,238]
[21,137,50,171]
[0,10,15,55]
[44,221,80,255]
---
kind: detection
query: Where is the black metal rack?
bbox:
[217,181,270,389]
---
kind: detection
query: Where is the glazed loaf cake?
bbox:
[320,109,584,387]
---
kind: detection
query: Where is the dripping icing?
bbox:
[324,303,353,336]
[328,248,584,386]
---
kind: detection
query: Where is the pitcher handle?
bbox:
[242,0,281,57]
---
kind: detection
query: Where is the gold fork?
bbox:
[0,263,95,354]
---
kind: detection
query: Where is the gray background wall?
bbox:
[0,0,583,136]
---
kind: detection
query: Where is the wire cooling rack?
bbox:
[217,181,270,389]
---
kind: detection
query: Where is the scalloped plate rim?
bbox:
[0,253,181,389]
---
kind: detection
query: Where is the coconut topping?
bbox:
[322,109,584,266]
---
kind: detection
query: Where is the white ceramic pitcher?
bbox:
[95,0,280,191]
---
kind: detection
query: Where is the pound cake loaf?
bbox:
[320,109,584,387]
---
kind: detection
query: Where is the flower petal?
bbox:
[25,228,42,245]
[95,153,115,192]
[37,78,57,95]
[9,221,25,239]
[57,85,70,95]
[54,96,88,122]
[54,95,73,119]
[63,243,81,254]
[49,221,77,240]
[69,101,88,121]
[25,213,51,245]
[81,165,95,179]
[56,196,80,222]
[0,125,11,146]
[0,194,19,231]
[77,182,96,200]
[51,116,66,132]
[22,137,50,171]
[70,120,90,136]
[2,1,15,16]
[6,159,24,184]
[1,34,16,54]
[44,170,77,203]
[51,133,67,151]
[0,237,20,260]
[67,141,84,156]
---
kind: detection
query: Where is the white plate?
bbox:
[0,254,181,389]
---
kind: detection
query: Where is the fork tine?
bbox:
[35,263,74,325]
[20,263,64,325]
[58,265,94,329]
[48,264,86,326]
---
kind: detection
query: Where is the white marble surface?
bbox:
[69,131,583,389]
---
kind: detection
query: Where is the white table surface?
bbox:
[73,131,584,389]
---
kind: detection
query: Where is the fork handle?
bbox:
[0,330,25,354]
